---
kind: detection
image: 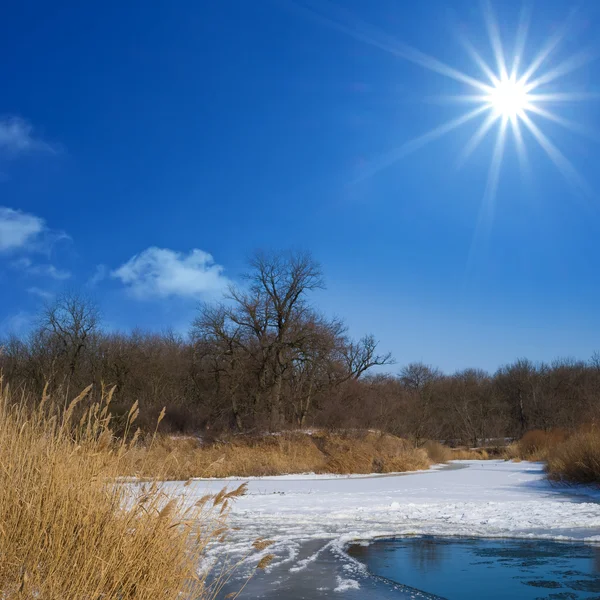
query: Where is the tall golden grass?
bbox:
[422,440,453,463]
[506,427,600,485]
[505,429,569,461]
[546,429,600,484]
[124,431,430,479]
[449,447,490,460]
[0,378,241,600]
[421,441,490,463]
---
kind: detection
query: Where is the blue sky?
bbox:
[1,0,600,373]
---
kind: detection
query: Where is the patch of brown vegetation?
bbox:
[507,429,569,461]
[422,440,453,463]
[421,441,493,463]
[125,430,430,479]
[547,429,600,484]
[450,447,490,460]
[505,427,600,485]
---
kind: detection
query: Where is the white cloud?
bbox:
[0,117,55,156]
[0,310,34,335]
[88,264,108,286]
[10,257,32,269]
[27,287,54,300]
[112,247,229,299]
[11,257,71,280]
[0,207,45,252]
[36,264,71,280]
[0,206,69,260]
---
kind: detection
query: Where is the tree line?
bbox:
[1,250,599,443]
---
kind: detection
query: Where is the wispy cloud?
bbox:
[0,310,34,336]
[0,206,69,257]
[27,287,54,300]
[0,117,56,157]
[112,247,229,300]
[88,264,108,287]
[11,257,71,280]
[0,207,45,252]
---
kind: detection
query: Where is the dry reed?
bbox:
[546,429,600,484]
[422,441,453,463]
[505,427,600,485]
[421,441,490,463]
[123,431,430,479]
[450,447,490,460]
[506,429,569,461]
[0,378,239,600]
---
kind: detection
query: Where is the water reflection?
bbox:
[408,537,448,572]
[348,537,600,600]
[593,547,600,574]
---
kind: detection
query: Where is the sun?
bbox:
[302,0,596,200]
[487,75,531,120]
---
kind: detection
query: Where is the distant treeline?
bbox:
[1,250,599,443]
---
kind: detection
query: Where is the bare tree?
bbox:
[339,334,394,380]
[495,359,538,436]
[245,251,324,430]
[193,251,325,430]
[39,292,100,388]
[399,363,443,445]
[447,369,493,447]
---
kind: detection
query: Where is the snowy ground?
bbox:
[162,460,600,598]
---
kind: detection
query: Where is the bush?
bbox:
[423,441,452,463]
[515,429,568,460]
[547,429,600,484]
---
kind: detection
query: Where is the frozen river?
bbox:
[161,460,600,597]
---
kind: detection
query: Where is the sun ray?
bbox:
[525,104,598,140]
[511,3,533,78]
[510,116,530,176]
[527,92,600,103]
[525,49,597,92]
[393,46,494,93]
[424,94,490,105]
[483,117,509,218]
[483,0,509,81]
[458,35,498,85]
[354,105,489,182]
[520,112,592,196]
[467,117,509,271]
[519,11,575,83]
[458,113,501,166]
[291,0,493,93]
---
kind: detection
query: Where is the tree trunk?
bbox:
[231,395,243,431]
[518,389,526,433]
[270,370,283,431]
[299,382,314,428]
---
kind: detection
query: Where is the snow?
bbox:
[334,576,360,592]
[160,460,600,596]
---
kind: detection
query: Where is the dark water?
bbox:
[348,537,600,600]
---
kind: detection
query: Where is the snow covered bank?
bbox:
[163,460,600,597]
